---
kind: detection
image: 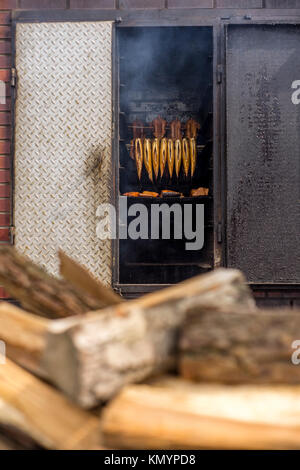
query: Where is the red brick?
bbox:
[0,199,10,211]
[70,0,115,7]
[18,0,67,8]
[256,298,291,308]
[0,13,11,25]
[285,291,300,299]
[0,228,9,241]
[0,140,10,153]
[216,0,262,7]
[0,70,10,82]
[0,55,10,68]
[252,290,266,298]
[0,27,11,40]
[265,0,300,7]
[0,127,10,140]
[0,286,11,299]
[0,170,10,182]
[0,113,10,125]
[0,79,9,99]
[267,291,284,298]
[0,184,10,197]
[0,156,10,168]
[0,97,11,112]
[0,213,9,225]
[0,141,10,154]
[0,1,17,9]
[119,0,164,7]
[0,41,10,54]
[168,0,213,7]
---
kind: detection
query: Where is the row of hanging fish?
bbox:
[129,117,200,182]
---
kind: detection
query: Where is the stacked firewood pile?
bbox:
[0,246,300,449]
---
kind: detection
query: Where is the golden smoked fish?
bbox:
[152,138,160,180]
[144,138,153,182]
[167,139,174,179]
[174,139,182,178]
[160,137,167,178]
[189,137,197,177]
[135,138,143,180]
[182,138,190,178]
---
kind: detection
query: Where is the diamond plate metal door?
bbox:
[14,22,113,285]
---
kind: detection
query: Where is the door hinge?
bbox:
[9,225,15,243]
[217,222,222,243]
[11,68,16,87]
[113,286,122,296]
[217,64,223,84]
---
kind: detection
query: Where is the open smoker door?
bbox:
[226,24,300,284]
[14,21,113,284]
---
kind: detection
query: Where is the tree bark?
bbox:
[41,268,255,407]
[0,359,101,450]
[0,246,120,318]
[102,376,300,450]
[179,308,300,384]
[58,250,122,306]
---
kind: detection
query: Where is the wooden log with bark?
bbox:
[0,358,102,450]
[41,268,254,407]
[0,302,50,377]
[179,308,300,384]
[0,268,254,407]
[0,431,38,450]
[102,376,300,450]
[58,250,122,306]
[0,246,121,318]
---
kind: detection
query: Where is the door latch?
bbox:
[11,68,17,87]
[217,64,223,84]
[9,225,15,244]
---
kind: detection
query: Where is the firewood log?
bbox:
[40,269,254,407]
[0,302,49,377]
[0,425,43,449]
[58,250,122,306]
[0,434,28,450]
[102,376,300,450]
[0,359,101,450]
[0,246,121,318]
[179,308,300,384]
[0,269,254,407]
[0,432,24,450]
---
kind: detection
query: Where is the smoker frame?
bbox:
[11,8,300,296]
[114,24,218,295]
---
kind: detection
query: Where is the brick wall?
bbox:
[0,0,299,303]
[252,289,300,308]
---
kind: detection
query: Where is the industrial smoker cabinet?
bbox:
[11,7,300,304]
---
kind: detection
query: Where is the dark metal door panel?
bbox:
[226,25,300,283]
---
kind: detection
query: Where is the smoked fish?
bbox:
[160,137,167,178]
[152,138,160,180]
[182,138,190,178]
[144,138,153,182]
[167,138,174,178]
[174,139,182,178]
[135,138,143,180]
